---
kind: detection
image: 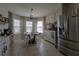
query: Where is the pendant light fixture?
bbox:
[30,8,34,19]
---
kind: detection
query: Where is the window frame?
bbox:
[37,21,43,33]
[13,19,21,34]
[26,21,33,33]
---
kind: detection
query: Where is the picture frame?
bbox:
[0,14,2,21]
[3,17,9,23]
[46,23,55,30]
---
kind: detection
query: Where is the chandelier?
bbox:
[30,8,34,19]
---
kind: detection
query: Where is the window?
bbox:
[13,19,20,34]
[26,21,32,33]
[37,21,43,33]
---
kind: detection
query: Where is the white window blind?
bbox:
[37,21,43,33]
[26,21,32,33]
[13,19,20,34]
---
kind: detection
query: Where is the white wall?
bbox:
[0,5,8,17]
[43,5,62,44]
[45,5,62,24]
[0,3,25,17]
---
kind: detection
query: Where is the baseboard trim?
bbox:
[44,39,55,45]
[59,50,67,56]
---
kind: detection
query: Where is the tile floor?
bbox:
[9,37,63,56]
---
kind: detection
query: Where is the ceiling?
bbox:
[0,3,62,17]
